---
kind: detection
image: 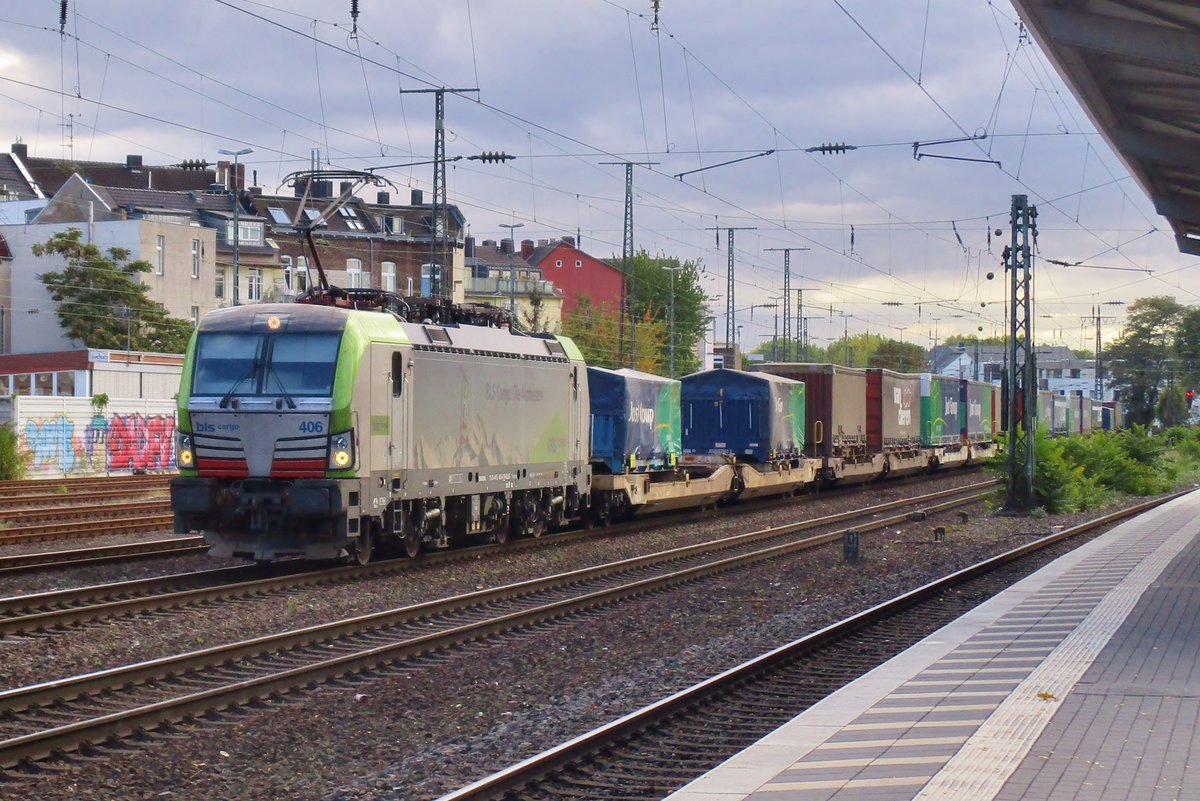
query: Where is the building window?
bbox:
[215,268,225,299]
[575,259,582,268]
[227,220,264,245]
[406,276,414,295]
[281,255,293,288]
[346,258,363,288]
[380,215,400,234]
[191,306,200,325]
[555,259,563,268]
[191,239,201,278]
[13,374,30,396]
[382,261,396,292]
[247,268,262,301]
[267,207,291,225]
[56,371,75,396]
[338,207,366,231]
[155,235,165,275]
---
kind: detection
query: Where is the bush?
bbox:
[0,422,30,481]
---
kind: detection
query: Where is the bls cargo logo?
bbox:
[968,399,983,420]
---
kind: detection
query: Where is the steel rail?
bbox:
[0,500,170,525]
[0,475,170,496]
[0,482,995,636]
[434,488,1194,801]
[0,488,168,509]
[0,515,174,547]
[0,538,206,576]
[0,489,992,768]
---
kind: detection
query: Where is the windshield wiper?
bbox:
[219,360,260,408]
[264,363,297,409]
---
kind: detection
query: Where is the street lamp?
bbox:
[218,147,253,305]
[499,222,524,319]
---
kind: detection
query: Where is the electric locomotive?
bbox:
[170,303,591,562]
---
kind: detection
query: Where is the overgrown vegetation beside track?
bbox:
[0,422,30,481]
[993,425,1200,514]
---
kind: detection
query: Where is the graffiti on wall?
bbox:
[22,413,176,475]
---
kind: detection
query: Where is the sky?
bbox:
[1,0,1195,353]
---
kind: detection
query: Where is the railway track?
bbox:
[435,489,1193,801]
[0,475,170,497]
[0,483,994,770]
[0,514,175,547]
[0,482,994,637]
[0,537,207,576]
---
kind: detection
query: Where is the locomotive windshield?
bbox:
[192,332,341,398]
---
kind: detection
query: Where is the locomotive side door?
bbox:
[389,348,410,486]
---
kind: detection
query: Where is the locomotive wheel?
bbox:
[350,523,374,566]
[402,522,422,559]
[493,518,510,545]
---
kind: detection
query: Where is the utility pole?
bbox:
[841,313,852,366]
[601,161,658,367]
[769,296,784,361]
[1004,194,1037,513]
[765,247,809,360]
[1082,302,1123,400]
[399,87,479,297]
[707,226,757,361]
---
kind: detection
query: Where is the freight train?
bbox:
[171,303,1080,564]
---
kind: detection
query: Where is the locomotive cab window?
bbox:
[192,331,342,398]
[392,352,404,397]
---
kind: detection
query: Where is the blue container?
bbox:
[587,367,681,474]
[681,368,804,462]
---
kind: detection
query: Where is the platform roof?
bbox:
[1011,1,1200,254]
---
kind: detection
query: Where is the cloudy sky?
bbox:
[2,0,1194,351]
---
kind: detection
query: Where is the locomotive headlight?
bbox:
[177,433,194,467]
[328,430,355,469]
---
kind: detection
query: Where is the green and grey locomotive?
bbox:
[170,303,591,562]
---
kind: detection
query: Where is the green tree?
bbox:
[606,250,708,376]
[1157,384,1189,427]
[1105,296,1187,425]
[1176,306,1200,393]
[869,339,929,371]
[34,228,194,353]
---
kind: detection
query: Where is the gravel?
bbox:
[0,472,1173,801]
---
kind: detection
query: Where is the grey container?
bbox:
[756,363,866,459]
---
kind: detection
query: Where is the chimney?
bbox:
[500,238,513,255]
[376,191,390,205]
[482,239,496,247]
[465,236,476,257]
[339,181,353,196]
[520,239,534,259]
[410,188,424,205]
[126,154,143,169]
[312,180,332,198]
[562,235,576,247]
[11,141,27,161]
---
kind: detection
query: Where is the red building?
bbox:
[522,237,622,319]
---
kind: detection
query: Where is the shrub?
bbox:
[0,422,30,480]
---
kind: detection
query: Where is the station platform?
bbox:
[665,488,1200,801]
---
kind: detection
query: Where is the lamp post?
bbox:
[218,147,253,305]
[499,222,524,319]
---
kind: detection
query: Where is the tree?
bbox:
[606,250,709,376]
[562,296,620,369]
[1156,384,1189,428]
[1105,296,1187,425]
[521,284,551,333]
[869,339,929,371]
[1176,306,1200,393]
[34,228,194,353]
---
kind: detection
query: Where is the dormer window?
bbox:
[338,206,365,231]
